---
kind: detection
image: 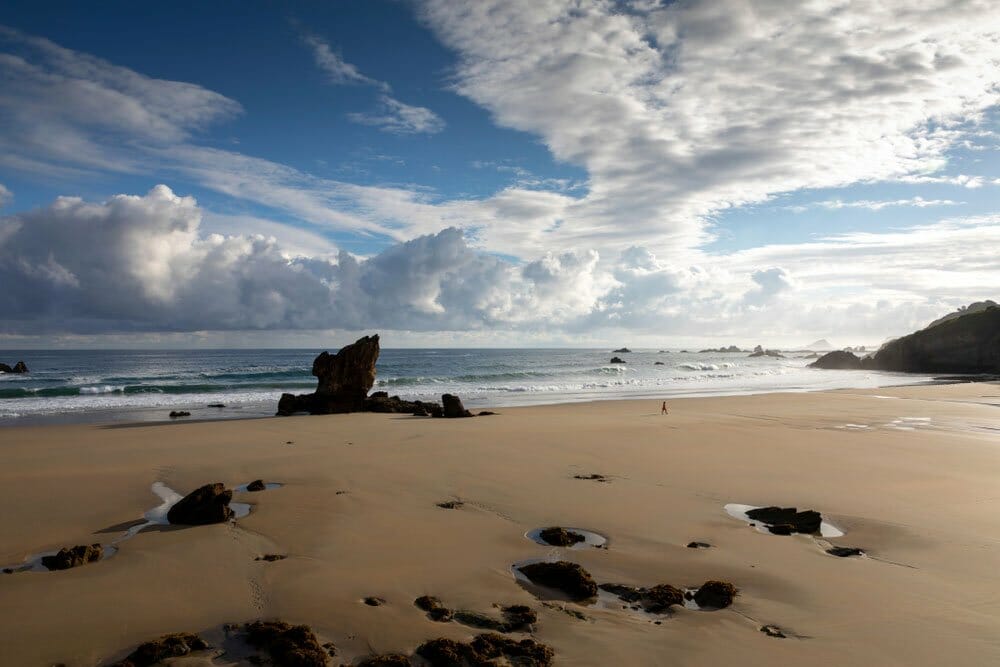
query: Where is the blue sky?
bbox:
[0,0,998,347]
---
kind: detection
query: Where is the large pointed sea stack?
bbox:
[277,335,381,415]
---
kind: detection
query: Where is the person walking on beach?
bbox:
[661,400,669,415]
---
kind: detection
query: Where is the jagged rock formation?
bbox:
[278,335,380,415]
[41,544,103,570]
[748,345,784,358]
[0,361,28,373]
[699,345,744,353]
[166,483,234,525]
[609,356,626,364]
[612,347,631,353]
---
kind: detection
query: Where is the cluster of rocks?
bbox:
[41,544,104,571]
[276,335,488,418]
[244,620,335,667]
[0,360,28,373]
[108,632,209,667]
[699,345,744,353]
[361,633,553,667]
[414,596,537,633]
[811,303,1000,373]
[748,345,784,358]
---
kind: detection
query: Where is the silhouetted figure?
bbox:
[661,401,669,415]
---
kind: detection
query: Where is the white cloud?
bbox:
[347,94,446,135]
[301,32,389,90]
[789,196,962,212]
[0,183,11,207]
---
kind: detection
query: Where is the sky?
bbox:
[0,0,998,349]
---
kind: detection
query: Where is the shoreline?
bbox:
[0,369,961,428]
[2,382,999,664]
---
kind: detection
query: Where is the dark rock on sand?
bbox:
[277,334,380,415]
[440,393,473,418]
[573,473,609,482]
[256,554,287,562]
[609,356,626,364]
[599,583,684,613]
[415,595,453,622]
[244,620,329,667]
[692,580,738,609]
[453,605,537,633]
[416,633,554,667]
[809,350,864,369]
[517,561,598,600]
[539,527,586,547]
[478,410,498,416]
[168,411,191,418]
[41,544,103,570]
[364,597,386,606]
[760,624,786,638]
[436,500,463,509]
[827,546,865,557]
[109,632,209,667]
[686,541,712,549]
[366,393,441,415]
[246,479,266,492]
[167,483,234,525]
[0,361,28,373]
[745,506,822,534]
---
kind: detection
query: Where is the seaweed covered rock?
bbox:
[358,654,410,666]
[538,527,585,547]
[440,393,473,418]
[166,483,234,525]
[745,506,821,534]
[453,605,537,633]
[599,583,683,613]
[415,633,554,667]
[692,580,738,609]
[415,595,453,622]
[246,479,266,492]
[41,544,103,571]
[108,632,209,667]
[517,561,597,600]
[244,620,329,667]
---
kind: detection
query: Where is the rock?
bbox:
[366,394,441,415]
[470,633,554,666]
[699,345,743,353]
[478,410,498,416]
[517,561,597,600]
[451,604,536,633]
[0,361,28,373]
[276,335,380,415]
[41,544,103,570]
[869,305,1000,373]
[692,580,738,608]
[827,546,864,557]
[436,500,463,509]
[686,541,712,549]
[598,583,683,613]
[415,638,467,666]
[364,596,386,606]
[244,620,329,667]
[110,632,209,667]
[809,350,863,369]
[207,403,225,408]
[166,483,234,525]
[654,361,665,365]
[609,356,626,364]
[760,624,786,638]
[415,595,453,622]
[168,411,190,418]
[573,473,609,482]
[256,554,287,562]
[745,506,822,534]
[612,347,632,353]
[538,527,586,547]
[748,345,784,358]
[246,479,266,492]
[440,393,473,418]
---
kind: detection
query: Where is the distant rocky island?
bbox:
[811,302,1000,374]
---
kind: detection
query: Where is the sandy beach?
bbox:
[2,382,1000,666]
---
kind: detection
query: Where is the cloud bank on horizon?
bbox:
[0,1,998,345]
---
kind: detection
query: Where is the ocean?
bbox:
[0,348,934,425]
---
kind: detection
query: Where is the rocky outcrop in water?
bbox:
[609,356,626,364]
[0,361,28,373]
[278,335,380,415]
[612,347,631,353]
[167,483,234,525]
[748,345,783,358]
[41,544,103,570]
[809,350,864,369]
[699,345,743,353]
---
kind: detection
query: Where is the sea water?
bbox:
[0,348,935,425]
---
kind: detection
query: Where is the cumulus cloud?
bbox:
[0,183,11,207]
[347,94,446,134]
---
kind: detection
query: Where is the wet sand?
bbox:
[1,383,999,665]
